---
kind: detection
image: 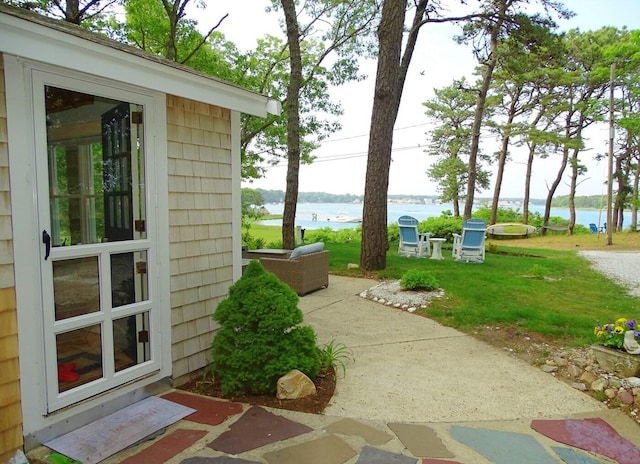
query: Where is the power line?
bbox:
[256,144,427,169]
[320,123,430,144]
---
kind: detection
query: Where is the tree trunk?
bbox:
[453,193,460,217]
[360,0,405,270]
[490,100,517,225]
[523,142,536,225]
[567,113,588,235]
[523,108,546,225]
[160,0,180,61]
[280,0,303,250]
[542,113,572,234]
[65,0,81,24]
[463,1,505,219]
[632,164,639,231]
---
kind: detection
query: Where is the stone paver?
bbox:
[388,423,454,459]
[324,418,393,446]
[162,391,243,426]
[262,434,356,464]
[449,426,558,464]
[121,429,207,464]
[356,445,418,463]
[208,406,312,455]
[551,446,607,464]
[531,417,640,464]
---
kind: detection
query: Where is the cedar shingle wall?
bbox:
[166,95,232,385]
[0,55,23,462]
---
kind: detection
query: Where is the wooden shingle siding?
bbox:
[0,54,23,463]
[166,95,232,385]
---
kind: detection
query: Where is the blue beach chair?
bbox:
[452,219,487,263]
[398,216,430,258]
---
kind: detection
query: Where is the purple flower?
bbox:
[635,331,640,338]
[626,319,636,330]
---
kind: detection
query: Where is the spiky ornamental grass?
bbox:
[211,260,320,396]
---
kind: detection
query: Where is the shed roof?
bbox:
[0,3,281,117]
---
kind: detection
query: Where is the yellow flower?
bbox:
[596,330,604,338]
[614,326,624,334]
[616,318,627,326]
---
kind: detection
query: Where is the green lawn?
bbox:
[246,226,640,348]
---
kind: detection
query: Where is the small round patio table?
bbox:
[430,238,446,260]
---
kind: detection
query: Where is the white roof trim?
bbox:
[0,9,281,117]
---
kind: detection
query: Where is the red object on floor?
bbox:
[57,362,80,382]
[161,391,243,426]
[119,428,208,464]
[531,418,640,464]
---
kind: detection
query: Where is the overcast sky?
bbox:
[203,0,640,199]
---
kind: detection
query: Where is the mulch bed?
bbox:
[178,367,336,415]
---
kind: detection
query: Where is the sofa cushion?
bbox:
[289,242,324,260]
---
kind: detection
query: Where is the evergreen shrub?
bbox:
[211,260,320,396]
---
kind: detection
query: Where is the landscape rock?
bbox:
[566,364,583,379]
[622,377,640,388]
[616,390,635,405]
[579,371,598,387]
[591,378,608,392]
[572,382,587,391]
[609,377,623,389]
[276,369,316,400]
[605,388,617,399]
[552,356,568,367]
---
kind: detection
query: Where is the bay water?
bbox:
[258,202,626,231]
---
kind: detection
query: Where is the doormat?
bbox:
[44,396,195,464]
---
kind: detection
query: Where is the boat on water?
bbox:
[326,213,362,223]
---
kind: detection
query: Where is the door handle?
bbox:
[42,229,51,260]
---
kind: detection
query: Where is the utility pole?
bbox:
[606,63,615,246]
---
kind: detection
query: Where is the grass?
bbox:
[247,226,640,349]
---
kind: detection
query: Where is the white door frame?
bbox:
[5,56,171,436]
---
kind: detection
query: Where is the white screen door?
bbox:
[33,72,161,412]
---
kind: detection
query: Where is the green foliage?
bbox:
[318,340,355,378]
[527,264,550,279]
[243,234,267,250]
[211,261,320,395]
[551,195,608,209]
[400,269,439,291]
[423,77,492,203]
[421,216,465,243]
[241,188,268,246]
[304,226,362,244]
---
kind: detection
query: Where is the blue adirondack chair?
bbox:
[452,219,487,263]
[398,215,430,258]
[589,223,598,233]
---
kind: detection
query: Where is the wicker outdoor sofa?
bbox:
[258,243,329,296]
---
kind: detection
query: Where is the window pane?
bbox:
[54,257,100,321]
[56,324,103,392]
[111,251,148,307]
[45,86,146,245]
[114,312,150,372]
